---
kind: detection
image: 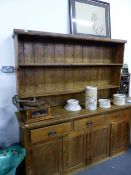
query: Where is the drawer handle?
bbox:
[48,130,57,137]
[86,121,93,126]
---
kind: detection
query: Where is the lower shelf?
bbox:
[19,85,119,98]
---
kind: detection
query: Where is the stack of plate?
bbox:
[64,99,81,111]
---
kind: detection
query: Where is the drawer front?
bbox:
[31,122,72,143]
[74,115,106,131]
[106,110,127,122]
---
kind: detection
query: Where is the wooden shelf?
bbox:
[18,63,123,67]
[14,29,126,105]
[19,85,119,98]
[98,85,119,90]
[13,29,127,44]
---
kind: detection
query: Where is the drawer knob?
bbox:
[48,130,57,137]
[86,121,93,126]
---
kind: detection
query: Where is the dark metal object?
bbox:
[12,95,53,123]
[119,64,130,96]
[12,95,46,110]
[48,130,57,137]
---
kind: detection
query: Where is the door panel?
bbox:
[63,131,86,173]
[110,120,128,156]
[90,125,110,162]
[31,139,62,175]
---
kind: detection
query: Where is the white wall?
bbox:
[0,0,131,147]
[109,0,131,69]
[0,0,69,147]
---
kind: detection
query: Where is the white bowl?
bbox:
[113,94,126,106]
[98,99,111,108]
[67,99,79,106]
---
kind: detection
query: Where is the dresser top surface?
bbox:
[16,103,131,130]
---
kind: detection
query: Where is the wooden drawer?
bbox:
[106,110,128,122]
[74,115,106,131]
[31,122,72,143]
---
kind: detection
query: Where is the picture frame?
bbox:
[69,0,111,38]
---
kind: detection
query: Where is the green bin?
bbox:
[0,145,25,175]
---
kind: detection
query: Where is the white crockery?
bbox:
[85,86,97,110]
[98,99,111,108]
[113,94,126,106]
[64,99,81,111]
[67,99,79,106]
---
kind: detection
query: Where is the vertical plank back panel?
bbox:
[81,67,90,88]
[71,93,83,104]
[48,93,83,107]
[73,44,82,63]
[45,96,57,106]
[90,45,97,63]
[55,43,64,63]
[82,45,91,63]
[34,42,44,63]
[103,46,112,63]
[103,67,111,85]
[98,89,110,99]
[112,44,124,63]
[97,46,104,63]
[54,67,65,91]
[44,67,55,92]
[24,41,34,64]
[52,94,70,107]
[64,67,74,90]
[25,67,36,97]
[43,41,54,63]
[74,67,83,89]
[64,43,74,63]
[35,67,45,96]
[111,66,121,86]
[97,67,104,87]
[18,69,26,97]
[89,67,98,86]
[18,41,24,64]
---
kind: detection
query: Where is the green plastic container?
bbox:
[0,145,25,175]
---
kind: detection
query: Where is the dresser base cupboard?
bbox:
[17,107,131,175]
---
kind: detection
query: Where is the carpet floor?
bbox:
[76,148,131,175]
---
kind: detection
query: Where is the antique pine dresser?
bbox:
[13,29,131,175]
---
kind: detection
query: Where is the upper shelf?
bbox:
[13,29,126,67]
[13,29,126,99]
[13,29,127,44]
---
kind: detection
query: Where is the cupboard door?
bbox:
[90,125,110,163]
[110,120,128,156]
[31,139,62,175]
[85,130,91,165]
[63,131,86,173]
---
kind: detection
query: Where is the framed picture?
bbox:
[69,0,111,38]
